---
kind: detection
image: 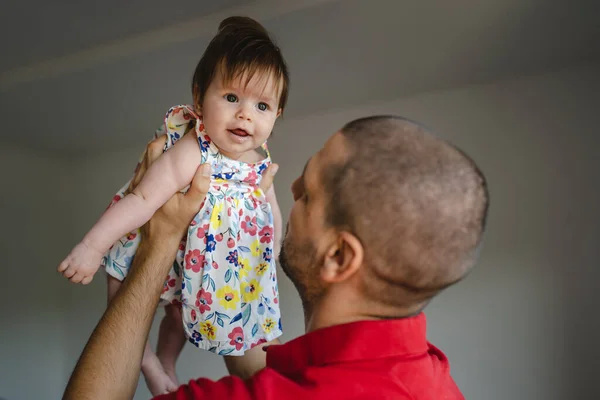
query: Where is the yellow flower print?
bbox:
[238,258,251,279]
[255,262,269,276]
[240,279,262,302]
[210,203,224,229]
[213,178,227,185]
[262,318,275,333]
[200,321,217,340]
[250,239,261,257]
[216,285,240,310]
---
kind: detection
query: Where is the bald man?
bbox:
[64,115,489,399]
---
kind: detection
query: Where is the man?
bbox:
[64,115,489,399]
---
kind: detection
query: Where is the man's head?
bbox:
[280,116,489,322]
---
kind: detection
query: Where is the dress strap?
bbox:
[261,141,271,160]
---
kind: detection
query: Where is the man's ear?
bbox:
[321,232,363,283]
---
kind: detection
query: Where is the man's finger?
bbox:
[128,135,167,194]
[184,163,212,208]
[146,136,166,163]
[259,163,278,193]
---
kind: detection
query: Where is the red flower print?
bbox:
[249,338,267,349]
[195,289,212,313]
[126,232,137,241]
[191,309,197,321]
[241,216,258,236]
[243,170,258,183]
[259,226,273,244]
[163,277,176,293]
[185,249,204,273]
[106,194,122,210]
[250,197,258,209]
[228,327,245,351]
[196,223,210,239]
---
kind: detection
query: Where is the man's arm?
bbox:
[63,137,211,400]
[64,236,182,399]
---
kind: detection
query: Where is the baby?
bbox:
[58,16,288,396]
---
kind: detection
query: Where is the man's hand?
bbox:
[130,134,278,245]
[127,135,209,244]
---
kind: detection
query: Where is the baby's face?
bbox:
[200,69,282,161]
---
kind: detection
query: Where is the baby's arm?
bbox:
[59,132,201,281]
[85,132,201,251]
[265,184,283,260]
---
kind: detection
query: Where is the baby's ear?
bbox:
[276,108,282,118]
[192,86,202,114]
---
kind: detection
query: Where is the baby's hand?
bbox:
[57,241,104,284]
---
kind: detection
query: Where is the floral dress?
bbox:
[102,105,282,356]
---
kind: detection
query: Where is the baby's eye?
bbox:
[257,102,269,111]
[226,94,238,102]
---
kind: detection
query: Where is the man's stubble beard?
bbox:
[279,233,325,322]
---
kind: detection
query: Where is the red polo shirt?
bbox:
[155,313,464,399]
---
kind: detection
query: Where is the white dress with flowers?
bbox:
[102,105,282,355]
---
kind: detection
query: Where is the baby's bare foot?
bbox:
[142,352,178,396]
[161,363,179,387]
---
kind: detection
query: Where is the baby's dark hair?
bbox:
[192,16,289,112]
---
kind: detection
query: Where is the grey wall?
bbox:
[1,62,597,399]
[0,146,73,400]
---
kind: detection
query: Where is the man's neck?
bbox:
[304,288,426,333]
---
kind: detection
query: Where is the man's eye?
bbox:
[226,94,238,102]
[258,102,268,111]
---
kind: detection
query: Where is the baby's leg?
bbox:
[224,338,280,379]
[156,303,186,385]
[107,275,178,396]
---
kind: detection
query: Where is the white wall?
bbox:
[3,62,596,399]
[0,145,74,400]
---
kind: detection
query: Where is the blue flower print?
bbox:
[226,250,239,266]
[263,248,272,262]
[206,234,216,252]
[258,163,267,175]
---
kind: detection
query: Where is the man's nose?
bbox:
[291,178,300,200]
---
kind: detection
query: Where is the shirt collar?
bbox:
[266,313,428,376]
